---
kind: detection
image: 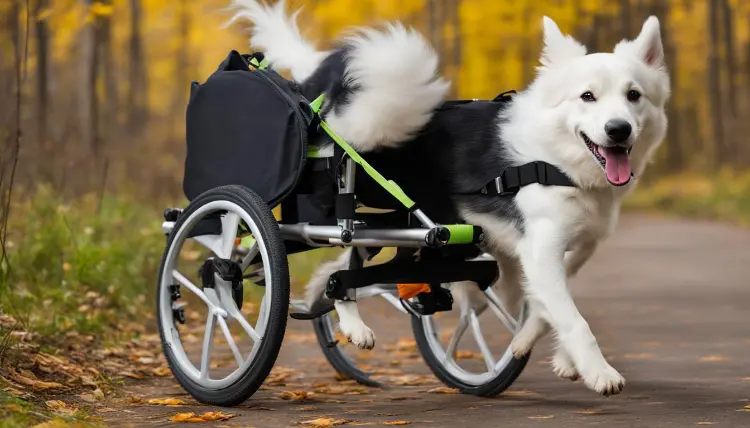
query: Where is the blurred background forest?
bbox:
[2,0,750,337]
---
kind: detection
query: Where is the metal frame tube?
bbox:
[278,223,430,247]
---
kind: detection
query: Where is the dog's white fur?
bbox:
[230,1,670,397]
[228,0,450,152]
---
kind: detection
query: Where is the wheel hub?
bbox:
[199,258,244,310]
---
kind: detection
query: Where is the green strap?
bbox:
[249,57,270,70]
[320,121,415,209]
[310,94,415,209]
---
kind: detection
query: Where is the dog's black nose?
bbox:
[605,119,632,143]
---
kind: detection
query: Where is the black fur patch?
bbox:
[299,51,524,229]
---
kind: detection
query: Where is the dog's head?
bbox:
[527,16,671,188]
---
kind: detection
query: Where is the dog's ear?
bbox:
[539,16,587,68]
[613,16,664,68]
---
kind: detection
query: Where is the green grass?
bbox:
[0,185,167,339]
[625,169,750,226]
[0,390,99,428]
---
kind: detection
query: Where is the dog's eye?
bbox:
[580,92,596,102]
[627,90,641,102]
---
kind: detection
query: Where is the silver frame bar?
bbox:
[279,223,431,247]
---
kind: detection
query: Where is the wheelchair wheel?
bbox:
[313,310,380,387]
[411,286,529,397]
[157,185,290,406]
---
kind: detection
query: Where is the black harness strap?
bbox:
[474,161,577,196]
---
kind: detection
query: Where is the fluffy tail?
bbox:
[226,0,328,82]
[227,1,450,152]
[325,24,451,151]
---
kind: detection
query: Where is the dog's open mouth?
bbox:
[581,132,632,186]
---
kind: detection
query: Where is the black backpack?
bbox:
[183,50,315,207]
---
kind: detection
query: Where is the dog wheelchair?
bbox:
[157,51,528,406]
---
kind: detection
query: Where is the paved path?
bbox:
[114,215,750,427]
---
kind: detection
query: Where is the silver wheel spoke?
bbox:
[240,242,259,271]
[217,316,244,367]
[216,279,261,342]
[200,312,216,381]
[469,310,495,372]
[173,270,218,312]
[444,313,469,364]
[483,288,517,332]
[220,212,241,259]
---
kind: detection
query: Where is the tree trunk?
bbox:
[720,0,737,116]
[620,0,631,39]
[127,0,147,134]
[78,0,99,155]
[171,0,190,136]
[707,0,724,169]
[99,0,117,139]
[34,0,49,148]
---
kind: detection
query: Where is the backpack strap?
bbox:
[470,161,577,196]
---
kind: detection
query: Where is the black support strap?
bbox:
[475,161,576,196]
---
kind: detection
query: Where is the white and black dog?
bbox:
[228,0,670,396]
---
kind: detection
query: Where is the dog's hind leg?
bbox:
[303,248,375,350]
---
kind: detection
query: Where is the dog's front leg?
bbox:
[518,220,624,396]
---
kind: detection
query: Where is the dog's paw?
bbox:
[551,350,579,381]
[582,363,625,396]
[509,316,547,359]
[338,319,376,350]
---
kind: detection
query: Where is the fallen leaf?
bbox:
[79,393,97,403]
[130,396,146,404]
[169,411,235,422]
[743,377,750,382]
[149,398,186,406]
[170,412,197,422]
[745,405,750,409]
[10,371,66,391]
[93,388,105,400]
[455,350,482,360]
[300,417,350,427]
[45,400,77,415]
[279,390,310,401]
[295,405,317,411]
[623,353,655,360]
[426,387,459,394]
[699,355,729,362]
[152,366,172,377]
[575,410,603,415]
[528,415,555,419]
[122,371,145,379]
[383,422,411,426]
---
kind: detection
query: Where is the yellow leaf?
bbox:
[426,387,459,394]
[278,390,310,401]
[623,353,655,360]
[152,366,172,377]
[528,415,555,419]
[699,355,729,362]
[89,2,114,17]
[383,422,411,426]
[300,418,350,428]
[148,398,186,406]
[45,400,77,415]
[170,412,196,422]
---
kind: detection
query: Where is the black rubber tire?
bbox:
[411,313,529,397]
[312,311,380,387]
[157,185,290,406]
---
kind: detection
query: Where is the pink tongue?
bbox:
[600,147,632,185]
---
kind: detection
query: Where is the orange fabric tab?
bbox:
[397,283,431,300]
